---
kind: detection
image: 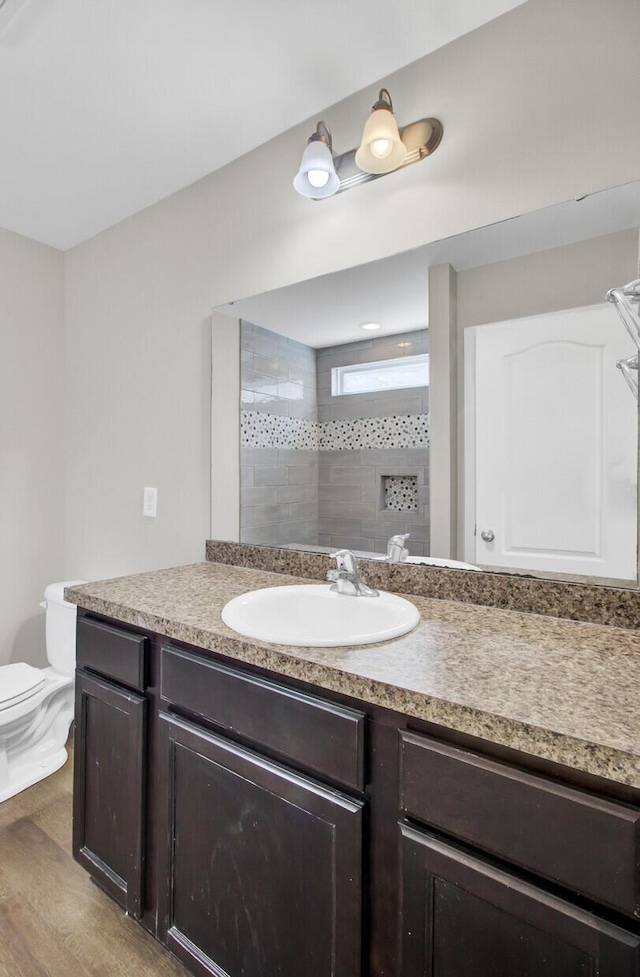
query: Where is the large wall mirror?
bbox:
[212,180,640,589]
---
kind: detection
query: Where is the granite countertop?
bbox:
[65,561,640,789]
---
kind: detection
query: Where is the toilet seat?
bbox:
[0,663,45,711]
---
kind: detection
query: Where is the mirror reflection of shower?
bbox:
[607,278,640,401]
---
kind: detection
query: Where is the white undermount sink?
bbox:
[221,584,420,647]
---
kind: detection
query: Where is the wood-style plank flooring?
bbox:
[0,746,188,977]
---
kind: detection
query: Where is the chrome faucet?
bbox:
[327,549,379,597]
[386,533,410,562]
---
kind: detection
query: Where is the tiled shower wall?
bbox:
[240,322,319,545]
[240,323,430,557]
[316,331,430,557]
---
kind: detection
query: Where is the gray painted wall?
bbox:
[0,228,64,666]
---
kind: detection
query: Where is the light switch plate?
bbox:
[143,486,157,518]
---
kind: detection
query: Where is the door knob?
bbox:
[480,529,495,542]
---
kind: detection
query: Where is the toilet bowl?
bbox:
[0,580,85,803]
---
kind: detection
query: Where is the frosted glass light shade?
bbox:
[293,139,340,199]
[355,107,406,175]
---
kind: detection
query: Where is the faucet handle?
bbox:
[330,549,357,573]
[327,550,378,597]
[389,533,410,545]
[386,534,410,561]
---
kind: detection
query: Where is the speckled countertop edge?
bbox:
[66,561,640,790]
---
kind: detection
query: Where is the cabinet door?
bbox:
[73,670,146,917]
[157,713,363,977]
[401,824,640,977]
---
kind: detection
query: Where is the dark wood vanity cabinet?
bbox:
[398,731,640,976]
[72,611,640,977]
[73,618,148,917]
[400,826,640,977]
[157,712,363,977]
[157,642,366,977]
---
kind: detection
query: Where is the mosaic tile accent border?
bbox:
[319,414,429,450]
[241,411,429,450]
[384,475,418,511]
[241,411,317,449]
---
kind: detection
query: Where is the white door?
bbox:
[470,304,637,580]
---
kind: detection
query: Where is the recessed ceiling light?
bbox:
[360,322,381,331]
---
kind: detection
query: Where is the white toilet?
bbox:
[0,580,85,803]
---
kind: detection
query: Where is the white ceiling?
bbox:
[218,181,640,347]
[0,0,525,250]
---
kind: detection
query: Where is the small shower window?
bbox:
[331,353,429,397]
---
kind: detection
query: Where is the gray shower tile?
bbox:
[318,483,361,503]
[287,464,319,485]
[241,503,290,528]
[288,501,319,520]
[240,525,282,545]
[324,500,377,521]
[241,447,279,466]
[281,520,319,545]
[277,484,317,504]
[241,486,279,507]
[240,466,255,487]
[327,535,375,553]
[287,398,316,420]
[318,449,363,466]
[241,327,279,358]
[253,353,288,380]
[278,380,304,401]
[321,465,375,486]
[242,370,279,397]
[318,517,360,536]
[254,466,288,486]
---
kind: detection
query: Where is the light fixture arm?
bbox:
[372,88,394,113]
[309,121,332,151]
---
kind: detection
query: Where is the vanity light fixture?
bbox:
[293,122,340,199]
[293,89,442,200]
[355,89,406,174]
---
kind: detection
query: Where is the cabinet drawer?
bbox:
[400,731,640,918]
[161,644,365,792]
[77,616,147,691]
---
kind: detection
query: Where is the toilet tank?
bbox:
[43,581,86,677]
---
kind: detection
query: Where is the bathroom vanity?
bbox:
[66,559,640,977]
